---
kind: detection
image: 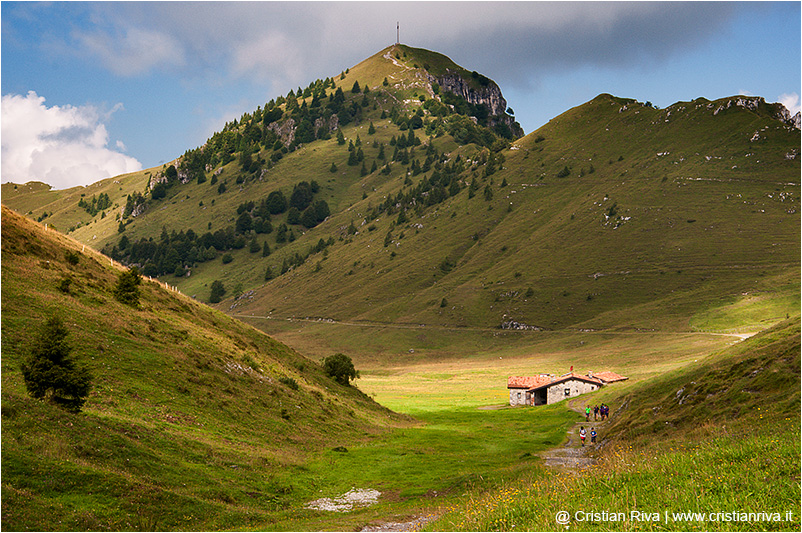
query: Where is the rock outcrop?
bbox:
[430,69,524,138]
[267,117,296,147]
[314,115,339,138]
[711,96,801,130]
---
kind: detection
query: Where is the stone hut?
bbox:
[507,370,627,406]
[507,375,554,406]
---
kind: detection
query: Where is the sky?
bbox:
[2,1,800,190]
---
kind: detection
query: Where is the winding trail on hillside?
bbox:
[233,313,757,340]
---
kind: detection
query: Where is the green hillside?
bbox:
[0,206,404,530]
[3,47,799,351]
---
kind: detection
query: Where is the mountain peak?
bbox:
[340,44,523,138]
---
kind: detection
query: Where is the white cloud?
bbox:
[231,32,305,86]
[74,27,185,76]
[1,91,142,189]
[777,92,800,115]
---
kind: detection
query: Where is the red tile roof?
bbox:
[508,371,625,391]
[507,375,553,389]
[562,372,605,385]
[527,372,604,391]
[592,371,628,383]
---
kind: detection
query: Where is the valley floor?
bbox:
[244,317,800,532]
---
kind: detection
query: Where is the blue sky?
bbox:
[2,1,800,189]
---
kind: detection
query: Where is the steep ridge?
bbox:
[0,205,401,530]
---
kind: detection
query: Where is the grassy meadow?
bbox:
[2,200,799,531]
[424,317,801,531]
[2,44,800,531]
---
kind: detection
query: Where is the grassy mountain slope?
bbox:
[0,206,401,530]
[236,93,799,336]
[3,49,799,343]
[428,316,801,531]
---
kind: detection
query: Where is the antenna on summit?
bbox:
[396,21,400,45]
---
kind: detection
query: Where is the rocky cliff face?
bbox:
[431,69,524,138]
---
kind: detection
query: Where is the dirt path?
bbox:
[539,400,607,470]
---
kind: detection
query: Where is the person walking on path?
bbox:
[585,405,591,421]
[579,426,587,447]
[593,405,599,421]
[590,427,597,445]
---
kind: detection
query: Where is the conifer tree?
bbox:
[209,280,226,303]
[21,316,92,412]
[114,267,142,307]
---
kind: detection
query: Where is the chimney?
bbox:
[588,370,594,378]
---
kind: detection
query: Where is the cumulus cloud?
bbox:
[1,91,142,189]
[777,92,800,115]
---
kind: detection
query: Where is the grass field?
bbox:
[424,317,801,531]
[2,46,799,531]
[2,204,799,531]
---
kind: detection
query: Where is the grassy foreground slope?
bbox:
[0,205,401,530]
[427,317,801,531]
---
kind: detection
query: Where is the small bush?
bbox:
[64,251,80,265]
[279,376,299,390]
[57,277,72,294]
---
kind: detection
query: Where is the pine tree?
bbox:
[209,280,226,303]
[21,316,92,412]
[114,267,142,307]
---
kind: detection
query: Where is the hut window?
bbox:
[564,388,571,396]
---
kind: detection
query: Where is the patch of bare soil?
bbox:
[306,488,381,512]
[360,514,438,532]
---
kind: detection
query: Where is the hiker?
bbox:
[590,427,597,444]
[602,404,609,420]
[585,405,591,421]
[579,426,587,447]
[593,405,599,420]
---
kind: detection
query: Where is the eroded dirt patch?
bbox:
[306,488,381,512]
